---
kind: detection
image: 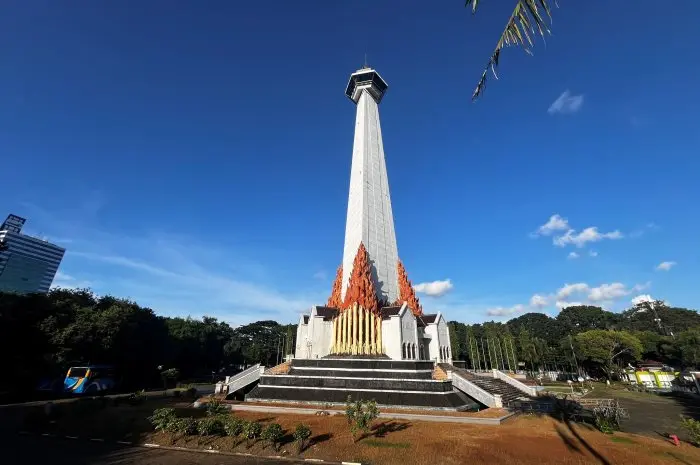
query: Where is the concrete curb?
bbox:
[230,403,516,425]
[17,430,357,464]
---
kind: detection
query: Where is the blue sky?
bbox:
[1,1,698,326]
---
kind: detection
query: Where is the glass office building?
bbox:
[0,214,65,294]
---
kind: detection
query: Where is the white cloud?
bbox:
[587,283,629,302]
[51,270,93,290]
[555,300,584,309]
[488,280,651,318]
[530,294,548,309]
[631,294,654,306]
[534,214,569,236]
[556,283,590,300]
[589,250,598,257]
[414,279,454,297]
[487,304,525,317]
[656,261,676,271]
[568,252,579,259]
[553,227,623,248]
[547,90,584,115]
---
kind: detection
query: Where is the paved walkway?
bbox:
[228,403,513,425]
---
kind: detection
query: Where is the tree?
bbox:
[557,306,621,335]
[677,327,700,369]
[620,301,700,336]
[574,330,643,379]
[507,312,563,346]
[466,0,556,100]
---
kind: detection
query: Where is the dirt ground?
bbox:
[144,411,700,465]
[6,396,700,465]
[584,385,700,441]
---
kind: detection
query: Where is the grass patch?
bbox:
[610,436,636,444]
[364,439,410,449]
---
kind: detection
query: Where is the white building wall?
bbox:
[310,317,333,359]
[381,317,401,360]
[425,324,440,363]
[436,314,453,363]
[399,307,418,359]
[341,89,399,304]
[295,316,309,359]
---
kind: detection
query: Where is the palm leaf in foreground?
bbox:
[466,0,556,101]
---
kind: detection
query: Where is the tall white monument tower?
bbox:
[341,68,399,304]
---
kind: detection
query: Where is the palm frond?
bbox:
[466,0,557,101]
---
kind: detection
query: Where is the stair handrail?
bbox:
[449,369,502,408]
[226,364,263,393]
[492,369,538,397]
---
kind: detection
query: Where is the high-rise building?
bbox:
[0,214,65,294]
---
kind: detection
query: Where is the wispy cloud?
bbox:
[532,214,569,237]
[630,222,659,238]
[568,252,579,260]
[484,281,650,318]
[414,279,454,297]
[27,204,325,326]
[548,90,584,115]
[656,261,676,271]
[312,270,328,281]
[486,304,525,317]
[532,214,623,249]
[51,271,93,290]
[554,227,623,248]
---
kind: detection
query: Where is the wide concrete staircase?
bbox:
[246,358,480,411]
[455,370,532,405]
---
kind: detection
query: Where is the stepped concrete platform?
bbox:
[245,358,480,411]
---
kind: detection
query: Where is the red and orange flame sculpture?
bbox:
[342,243,380,315]
[395,260,423,316]
[328,243,382,355]
[327,265,343,308]
[326,244,423,355]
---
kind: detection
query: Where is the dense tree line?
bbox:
[449,302,700,379]
[0,289,295,398]
[2,288,699,399]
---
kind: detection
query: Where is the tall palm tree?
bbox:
[466,0,556,100]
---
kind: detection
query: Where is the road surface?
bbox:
[1,434,300,465]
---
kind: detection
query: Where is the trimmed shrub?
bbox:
[149,408,177,432]
[345,396,380,442]
[261,423,284,450]
[197,416,225,436]
[293,423,312,453]
[224,416,245,437]
[681,416,700,446]
[169,417,198,435]
[205,398,229,416]
[243,420,262,447]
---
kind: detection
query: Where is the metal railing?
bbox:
[226,364,264,394]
